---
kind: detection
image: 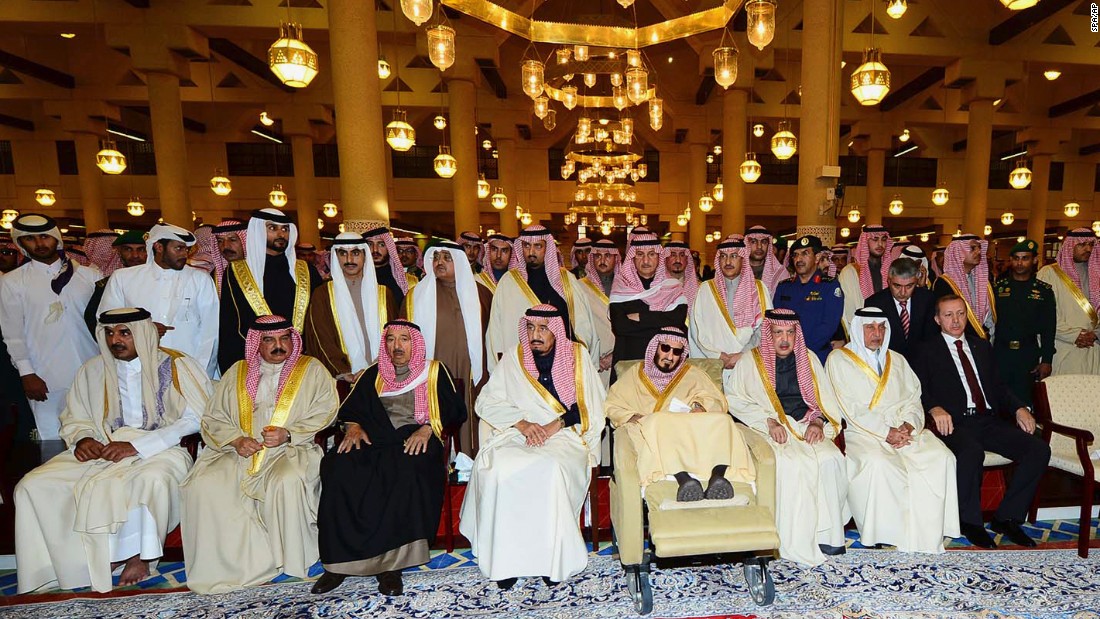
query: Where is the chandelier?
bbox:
[95,139,127,174]
[753,123,765,138]
[268,22,319,88]
[740,153,761,183]
[745,0,777,51]
[378,56,391,79]
[268,184,288,208]
[885,0,907,19]
[126,197,145,217]
[385,110,416,152]
[771,121,797,160]
[434,146,458,178]
[34,188,56,206]
[400,0,433,26]
[713,178,724,202]
[1009,161,1032,189]
[698,193,715,213]
[427,25,456,71]
[478,174,491,199]
[210,170,232,196]
[888,195,904,216]
[840,227,850,238]
[323,202,338,218]
[932,185,949,206]
[851,48,891,105]
[434,114,447,130]
[491,188,508,210]
[1,209,19,227]
[1064,202,1080,217]
[847,207,861,223]
[1001,212,1015,225]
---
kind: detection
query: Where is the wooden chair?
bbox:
[1031,376,1100,558]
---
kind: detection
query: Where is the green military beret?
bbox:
[1010,239,1038,256]
[112,230,146,246]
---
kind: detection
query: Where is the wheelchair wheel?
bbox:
[742,557,775,606]
[626,568,653,615]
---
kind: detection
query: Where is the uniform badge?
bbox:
[833,287,842,298]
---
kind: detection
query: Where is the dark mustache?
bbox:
[343,263,357,268]
[110,344,127,351]
[530,339,545,345]
[270,348,287,355]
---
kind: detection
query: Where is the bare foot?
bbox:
[118,555,149,587]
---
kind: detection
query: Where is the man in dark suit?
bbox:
[910,294,1050,549]
[864,258,937,358]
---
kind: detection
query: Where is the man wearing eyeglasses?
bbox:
[605,327,754,503]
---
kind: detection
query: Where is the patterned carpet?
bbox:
[1,520,1098,618]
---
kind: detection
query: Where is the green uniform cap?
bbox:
[1010,239,1038,256]
[112,230,146,246]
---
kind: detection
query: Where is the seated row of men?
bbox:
[15,289,1049,596]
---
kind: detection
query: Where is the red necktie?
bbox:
[954,339,986,413]
[899,303,911,338]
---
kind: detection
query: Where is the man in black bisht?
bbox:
[218,208,321,373]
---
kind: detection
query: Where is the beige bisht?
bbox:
[1037,230,1100,375]
[460,306,606,583]
[181,319,338,594]
[578,275,615,388]
[825,310,959,553]
[723,311,847,567]
[15,312,212,593]
[606,353,753,487]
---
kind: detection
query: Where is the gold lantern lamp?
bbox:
[477,174,491,199]
[770,121,797,160]
[434,146,458,179]
[713,178,725,202]
[533,95,549,119]
[322,202,338,218]
[2,208,19,228]
[1009,161,1032,189]
[268,184,288,207]
[385,110,416,151]
[847,207,862,223]
[574,45,589,62]
[740,153,762,183]
[753,123,765,138]
[34,188,57,206]
[931,185,949,206]
[543,108,557,131]
[649,97,664,131]
[1092,221,1100,236]
[491,187,508,210]
[713,46,739,89]
[433,114,447,130]
[886,0,907,19]
[378,56,391,79]
[521,211,533,226]
[522,59,545,99]
[400,0,433,26]
[698,193,715,213]
[427,25,456,71]
[268,22,319,88]
[1001,212,1015,225]
[126,197,145,217]
[95,140,127,174]
[1000,0,1039,8]
[1064,202,1080,218]
[840,227,851,238]
[888,195,904,215]
[210,170,232,197]
[561,85,578,110]
[626,66,648,104]
[850,48,891,106]
[745,0,777,51]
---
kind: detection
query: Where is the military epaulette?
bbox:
[819,275,836,283]
[781,276,797,284]
[1034,279,1052,290]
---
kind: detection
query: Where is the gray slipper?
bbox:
[673,471,704,502]
[704,464,735,500]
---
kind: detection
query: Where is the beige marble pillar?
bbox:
[145,71,192,228]
[496,137,519,236]
[865,148,886,225]
[448,78,480,237]
[963,99,994,235]
[721,89,748,235]
[689,142,707,254]
[74,133,109,231]
[289,134,320,245]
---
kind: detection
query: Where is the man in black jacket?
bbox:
[864,258,937,358]
[910,295,1050,549]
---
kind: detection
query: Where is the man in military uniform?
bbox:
[994,239,1056,406]
[773,235,845,364]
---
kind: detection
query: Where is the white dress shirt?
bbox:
[115,356,201,458]
[941,332,988,409]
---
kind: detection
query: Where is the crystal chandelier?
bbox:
[1009,161,1032,189]
[268,22,319,88]
[745,0,777,51]
[323,202,338,218]
[1064,202,1080,217]
[851,48,891,105]
[427,25,455,71]
[400,0,433,26]
[847,207,861,223]
[713,178,724,202]
[713,46,739,89]
[434,146,458,178]
[210,170,232,196]
[886,0,907,19]
[932,185,949,206]
[1001,212,1015,225]
[522,59,545,99]
[269,184,288,207]
[698,194,715,213]
[96,139,127,174]
[889,195,904,215]
[740,153,761,183]
[477,174,491,199]
[34,188,56,206]
[126,197,145,217]
[770,121,797,160]
[491,188,508,210]
[385,110,416,151]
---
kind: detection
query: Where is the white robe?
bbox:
[1037,264,1100,375]
[825,348,960,553]
[578,276,615,388]
[100,263,221,377]
[689,278,771,380]
[837,263,865,333]
[15,351,210,593]
[485,269,600,372]
[460,343,606,582]
[0,259,100,439]
[723,350,848,567]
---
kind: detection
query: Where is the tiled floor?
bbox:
[2,519,1095,598]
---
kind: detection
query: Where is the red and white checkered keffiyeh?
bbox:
[1056,229,1100,310]
[820,249,836,277]
[853,226,894,299]
[188,226,218,275]
[395,237,424,270]
[0,232,22,267]
[745,226,787,292]
[943,234,990,323]
[69,244,90,266]
[243,315,303,404]
[664,242,700,306]
[627,226,651,247]
[715,236,763,329]
[759,308,822,423]
[85,230,121,276]
[611,233,685,310]
[519,305,577,408]
[643,327,690,392]
[364,227,409,295]
[513,225,566,299]
[585,238,621,283]
[213,219,247,291]
[376,320,432,426]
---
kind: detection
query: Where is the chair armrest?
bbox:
[1045,421,1095,443]
[737,423,776,514]
[179,433,202,459]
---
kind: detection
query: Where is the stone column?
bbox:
[689,142,707,254]
[448,78,480,237]
[721,89,748,235]
[1018,128,1070,262]
[290,135,320,245]
[328,0,389,230]
[145,72,192,227]
[962,99,994,235]
[73,133,110,231]
[496,137,519,236]
[796,0,843,245]
[865,148,887,225]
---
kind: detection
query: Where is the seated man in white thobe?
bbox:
[724,309,848,567]
[15,308,211,593]
[691,236,771,378]
[606,327,754,499]
[825,307,959,553]
[460,304,606,590]
[181,315,338,594]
